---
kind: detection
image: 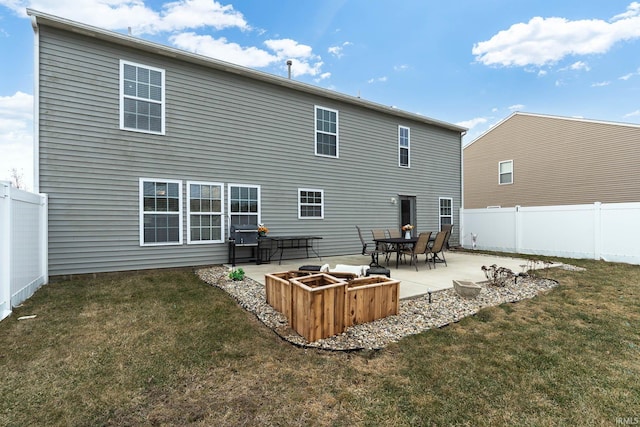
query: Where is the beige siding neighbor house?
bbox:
[463,112,640,209]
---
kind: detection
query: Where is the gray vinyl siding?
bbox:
[37,23,463,276]
[463,113,640,209]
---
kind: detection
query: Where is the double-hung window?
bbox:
[121,60,165,134]
[140,178,182,245]
[499,160,513,184]
[315,106,338,157]
[399,126,410,167]
[228,184,260,228]
[439,197,453,231]
[187,182,224,244]
[299,188,324,219]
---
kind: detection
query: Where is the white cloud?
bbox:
[8,0,326,78]
[456,117,487,129]
[4,0,248,34]
[367,76,387,84]
[619,67,640,80]
[0,91,33,190]
[623,109,640,118]
[612,1,640,20]
[538,70,548,76]
[591,81,610,87]
[568,61,590,71]
[170,32,276,67]
[327,41,352,58]
[315,72,331,82]
[394,64,409,71]
[508,104,525,111]
[472,3,640,67]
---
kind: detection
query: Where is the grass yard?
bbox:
[1,258,639,426]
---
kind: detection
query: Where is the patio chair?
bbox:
[356,225,384,267]
[426,231,448,268]
[388,228,409,263]
[371,229,393,265]
[441,224,453,250]
[387,228,401,239]
[407,232,432,271]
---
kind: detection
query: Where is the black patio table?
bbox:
[373,237,418,269]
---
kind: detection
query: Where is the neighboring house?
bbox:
[463,112,640,209]
[29,9,466,276]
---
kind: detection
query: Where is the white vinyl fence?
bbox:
[0,182,48,321]
[460,202,640,265]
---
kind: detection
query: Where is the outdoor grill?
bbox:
[230,224,259,246]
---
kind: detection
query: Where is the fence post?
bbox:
[0,182,12,320]
[514,205,521,254]
[593,201,602,260]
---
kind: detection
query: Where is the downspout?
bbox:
[31,15,40,193]
[459,130,467,247]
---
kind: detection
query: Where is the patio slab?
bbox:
[231,251,550,299]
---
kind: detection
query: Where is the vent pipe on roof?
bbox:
[286,60,292,79]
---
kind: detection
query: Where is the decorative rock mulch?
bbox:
[197,267,563,351]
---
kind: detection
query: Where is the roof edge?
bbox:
[27,8,466,134]
[463,111,640,150]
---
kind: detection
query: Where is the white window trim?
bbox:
[439,197,453,231]
[187,181,225,245]
[120,60,166,135]
[314,105,339,158]
[227,183,261,231]
[298,188,324,219]
[398,125,410,168]
[499,160,514,185]
[139,178,183,246]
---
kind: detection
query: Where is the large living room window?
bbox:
[315,106,338,157]
[299,188,324,219]
[187,182,224,244]
[228,184,260,228]
[121,60,165,134]
[399,126,410,167]
[499,160,513,184]
[140,178,182,245]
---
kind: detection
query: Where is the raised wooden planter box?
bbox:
[265,270,314,322]
[345,276,400,327]
[289,273,349,342]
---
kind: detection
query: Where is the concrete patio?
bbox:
[232,250,545,299]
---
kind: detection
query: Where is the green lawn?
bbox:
[1,258,639,426]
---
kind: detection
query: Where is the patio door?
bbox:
[399,195,416,233]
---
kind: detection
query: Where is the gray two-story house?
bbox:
[29,9,466,276]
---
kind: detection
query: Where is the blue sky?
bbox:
[1,0,640,190]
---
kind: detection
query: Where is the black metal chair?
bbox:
[356,225,384,267]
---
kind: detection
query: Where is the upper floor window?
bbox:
[299,188,324,219]
[187,182,224,244]
[121,60,165,134]
[439,197,453,230]
[315,106,338,157]
[499,160,513,184]
[399,126,410,167]
[140,178,182,245]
